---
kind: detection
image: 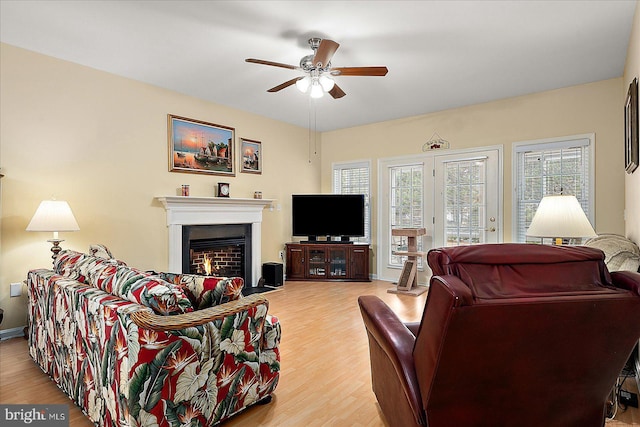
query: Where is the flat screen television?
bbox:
[292,194,365,242]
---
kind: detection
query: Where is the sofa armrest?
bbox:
[611,270,640,296]
[263,314,281,349]
[130,293,266,330]
[358,295,423,423]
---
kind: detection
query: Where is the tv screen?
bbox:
[292,194,365,240]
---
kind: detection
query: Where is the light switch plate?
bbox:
[10,282,22,297]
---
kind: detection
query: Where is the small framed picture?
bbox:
[241,138,262,174]
[168,114,235,176]
[624,77,638,174]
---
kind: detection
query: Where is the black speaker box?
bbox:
[262,262,283,287]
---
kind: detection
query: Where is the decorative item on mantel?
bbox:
[217,182,230,198]
[422,131,450,151]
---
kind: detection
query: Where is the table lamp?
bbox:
[526,194,597,245]
[26,200,80,262]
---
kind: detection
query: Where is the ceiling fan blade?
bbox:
[329,84,346,99]
[312,39,340,68]
[245,58,298,70]
[331,66,388,76]
[267,77,303,92]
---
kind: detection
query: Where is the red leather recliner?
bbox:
[359,244,640,427]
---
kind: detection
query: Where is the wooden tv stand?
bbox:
[286,242,370,282]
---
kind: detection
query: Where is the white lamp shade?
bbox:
[26,200,80,232]
[526,195,596,238]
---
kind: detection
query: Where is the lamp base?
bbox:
[47,238,64,264]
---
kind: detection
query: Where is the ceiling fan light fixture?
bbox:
[310,80,324,98]
[318,75,335,92]
[296,76,311,93]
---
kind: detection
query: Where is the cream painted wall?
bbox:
[0,43,321,330]
[321,78,625,275]
[624,1,640,244]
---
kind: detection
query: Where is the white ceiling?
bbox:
[0,1,636,132]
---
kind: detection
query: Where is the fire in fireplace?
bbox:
[182,224,252,284]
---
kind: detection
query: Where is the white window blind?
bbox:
[514,137,592,243]
[333,161,371,243]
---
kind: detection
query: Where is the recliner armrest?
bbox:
[611,270,640,296]
[358,295,424,424]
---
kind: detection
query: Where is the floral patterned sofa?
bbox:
[26,247,280,427]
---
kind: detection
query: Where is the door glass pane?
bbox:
[389,165,423,267]
[308,249,325,276]
[443,159,487,246]
[329,249,347,277]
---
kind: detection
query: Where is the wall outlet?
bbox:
[10,282,22,297]
[279,250,284,260]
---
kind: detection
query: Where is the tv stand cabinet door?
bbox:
[286,244,306,280]
[350,246,370,281]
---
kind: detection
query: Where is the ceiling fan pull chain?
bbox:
[308,98,319,163]
[308,97,313,163]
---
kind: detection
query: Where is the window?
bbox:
[513,136,593,243]
[333,161,371,243]
[389,164,423,267]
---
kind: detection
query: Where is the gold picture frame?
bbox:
[625,77,638,174]
[168,114,235,176]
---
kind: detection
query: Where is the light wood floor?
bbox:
[1,279,638,426]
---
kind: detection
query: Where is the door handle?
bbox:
[485,227,496,232]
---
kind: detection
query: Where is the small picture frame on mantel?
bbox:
[624,77,638,174]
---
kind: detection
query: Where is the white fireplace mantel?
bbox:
[156,196,274,283]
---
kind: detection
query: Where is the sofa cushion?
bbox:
[99,266,193,315]
[54,250,193,315]
[158,273,244,309]
[54,250,124,282]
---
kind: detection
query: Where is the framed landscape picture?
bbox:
[168,114,235,176]
[241,138,262,174]
[625,77,638,174]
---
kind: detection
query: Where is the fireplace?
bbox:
[157,196,273,288]
[183,224,252,281]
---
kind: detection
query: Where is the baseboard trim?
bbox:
[0,326,26,341]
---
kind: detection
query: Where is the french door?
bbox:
[378,147,501,283]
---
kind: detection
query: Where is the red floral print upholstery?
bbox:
[27,263,281,427]
[157,272,244,309]
[54,250,193,315]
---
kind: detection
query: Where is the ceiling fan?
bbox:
[245,38,388,99]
